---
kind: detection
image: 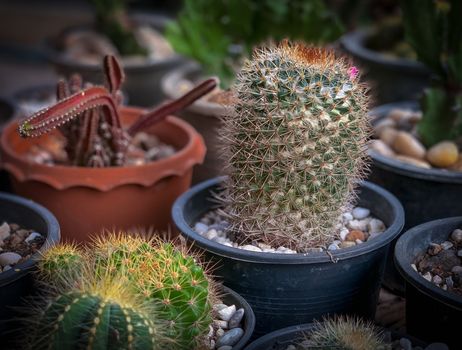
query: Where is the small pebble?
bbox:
[457,249,462,257]
[432,275,443,284]
[213,304,228,312]
[342,212,353,222]
[0,222,10,243]
[328,243,339,251]
[0,252,22,267]
[3,265,11,272]
[347,219,368,232]
[25,232,42,243]
[228,308,244,329]
[339,228,349,241]
[394,155,431,168]
[428,243,442,256]
[399,337,413,350]
[451,266,462,273]
[215,328,244,347]
[392,131,426,159]
[352,207,370,220]
[368,219,386,234]
[423,272,432,282]
[411,264,418,271]
[216,328,225,338]
[379,127,399,146]
[240,245,262,252]
[213,320,228,329]
[451,228,462,243]
[205,229,218,240]
[194,222,208,234]
[345,230,366,242]
[340,241,356,249]
[218,305,236,322]
[445,276,454,288]
[440,241,453,250]
[369,139,396,157]
[426,141,459,168]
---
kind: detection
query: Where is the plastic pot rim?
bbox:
[0,192,60,287]
[369,101,462,184]
[222,285,256,350]
[172,176,404,265]
[339,29,427,72]
[394,216,462,311]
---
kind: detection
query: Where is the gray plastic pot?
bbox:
[0,192,60,348]
[161,62,230,184]
[368,101,462,294]
[395,217,462,349]
[172,177,404,337]
[339,29,430,104]
[46,13,186,107]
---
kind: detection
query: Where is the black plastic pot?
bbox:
[172,177,404,337]
[368,101,462,294]
[339,30,430,104]
[243,323,430,350]
[46,13,186,107]
[0,96,17,193]
[395,217,462,348]
[161,62,230,184]
[0,192,60,347]
[222,285,256,350]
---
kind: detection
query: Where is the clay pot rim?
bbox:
[0,106,206,191]
[369,101,462,184]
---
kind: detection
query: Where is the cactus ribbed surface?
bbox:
[26,276,163,350]
[220,42,370,250]
[38,243,84,286]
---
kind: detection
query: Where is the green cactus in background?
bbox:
[301,316,386,350]
[219,42,370,251]
[38,243,84,287]
[25,271,166,350]
[92,234,214,349]
[401,0,462,146]
[144,242,213,349]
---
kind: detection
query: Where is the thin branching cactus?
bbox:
[219,41,370,251]
[18,55,216,167]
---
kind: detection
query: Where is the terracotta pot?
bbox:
[0,106,206,242]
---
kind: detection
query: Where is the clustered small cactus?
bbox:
[219,41,370,250]
[299,316,386,350]
[18,55,216,167]
[401,0,462,146]
[24,233,216,350]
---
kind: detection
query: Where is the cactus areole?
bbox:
[219,42,370,251]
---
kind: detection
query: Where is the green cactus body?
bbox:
[147,243,212,349]
[38,244,84,286]
[27,273,165,350]
[92,235,213,348]
[304,317,386,350]
[220,42,370,250]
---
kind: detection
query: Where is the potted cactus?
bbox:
[0,55,210,243]
[243,316,443,350]
[367,0,462,293]
[46,0,185,106]
[16,233,255,350]
[172,41,405,336]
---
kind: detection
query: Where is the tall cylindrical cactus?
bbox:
[219,42,370,250]
[25,274,165,350]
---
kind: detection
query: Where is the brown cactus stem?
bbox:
[127,78,217,136]
[19,86,121,138]
[74,109,100,166]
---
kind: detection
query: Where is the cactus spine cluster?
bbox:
[219,42,370,250]
[33,233,214,349]
[27,270,164,350]
[302,316,386,350]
